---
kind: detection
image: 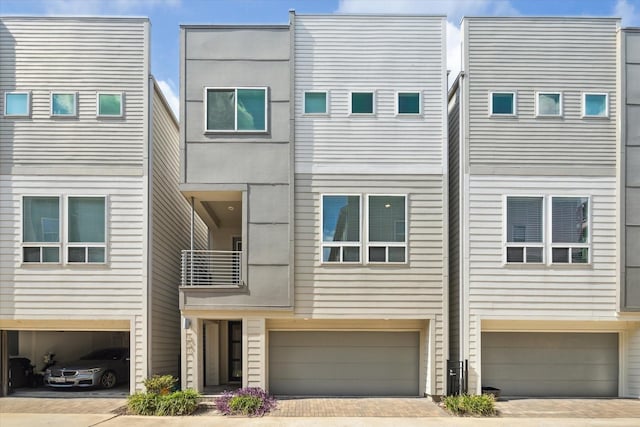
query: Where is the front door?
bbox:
[228,321,242,382]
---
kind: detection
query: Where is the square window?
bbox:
[4,92,30,116]
[491,92,515,115]
[583,93,608,117]
[537,92,561,116]
[351,92,374,114]
[506,247,524,263]
[51,93,77,116]
[397,92,420,114]
[368,247,386,262]
[98,93,123,116]
[322,195,361,263]
[206,88,267,132]
[304,91,327,114]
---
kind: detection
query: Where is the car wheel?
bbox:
[100,371,117,389]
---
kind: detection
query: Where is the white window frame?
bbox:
[21,195,62,265]
[535,91,563,117]
[303,90,329,115]
[349,90,376,115]
[320,194,362,264]
[65,195,108,265]
[96,92,124,117]
[489,91,517,117]
[365,194,408,265]
[204,87,268,133]
[50,92,77,117]
[582,92,609,118]
[4,91,31,117]
[549,195,591,265]
[503,195,545,265]
[395,91,422,116]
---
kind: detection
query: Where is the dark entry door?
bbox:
[229,321,242,382]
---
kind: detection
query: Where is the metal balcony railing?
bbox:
[181,250,242,286]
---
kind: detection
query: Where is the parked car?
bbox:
[8,357,36,391]
[44,347,129,389]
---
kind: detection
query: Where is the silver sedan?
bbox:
[44,347,129,389]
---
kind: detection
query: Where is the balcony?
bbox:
[181,250,243,286]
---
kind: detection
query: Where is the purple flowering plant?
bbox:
[215,387,277,416]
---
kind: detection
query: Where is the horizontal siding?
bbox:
[149,85,208,377]
[245,318,266,388]
[465,18,618,170]
[294,173,445,317]
[0,18,147,168]
[467,175,617,319]
[0,174,145,318]
[628,325,640,398]
[294,16,446,173]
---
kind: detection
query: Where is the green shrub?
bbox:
[144,375,177,395]
[228,395,263,415]
[127,392,159,416]
[443,394,496,416]
[156,390,200,416]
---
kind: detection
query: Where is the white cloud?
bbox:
[157,79,179,117]
[337,0,519,86]
[615,0,640,27]
[44,0,180,15]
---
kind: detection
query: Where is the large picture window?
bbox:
[22,196,60,263]
[67,196,106,263]
[368,195,407,263]
[321,195,361,263]
[506,197,544,263]
[205,87,267,132]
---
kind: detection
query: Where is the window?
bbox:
[51,92,77,116]
[4,92,30,116]
[551,197,589,264]
[367,195,407,263]
[205,87,267,132]
[505,197,544,263]
[304,91,328,114]
[321,195,361,263]
[583,93,608,117]
[350,91,374,114]
[97,92,123,117]
[490,92,516,116]
[397,92,420,115]
[67,196,106,263]
[536,92,562,117]
[22,196,60,263]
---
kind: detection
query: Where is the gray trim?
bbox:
[180,24,289,29]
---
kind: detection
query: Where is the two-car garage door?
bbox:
[269,331,419,396]
[482,332,618,397]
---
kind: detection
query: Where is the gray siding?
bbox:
[0,18,147,172]
[464,18,618,174]
[294,15,446,174]
[149,82,207,377]
[622,30,640,310]
[294,173,446,393]
[447,88,460,363]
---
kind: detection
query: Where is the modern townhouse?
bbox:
[179,11,449,397]
[449,17,640,398]
[0,16,200,395]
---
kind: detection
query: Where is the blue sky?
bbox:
[1,0,637,115]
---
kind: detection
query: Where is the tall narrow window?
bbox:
[551,197,589,264]
[368,195,407,263]
[322,195,361,263]
[506,197,544,263]
[4,92,30,116]
[205,88,267,132]
[51,92,77,116]
[350,92,374,114]
[536,92,562,117]
[67,197,106,263]
[22,196,60,263]
[490,92,516,116]
[583,93,608,117]
[304,91,328,114]
[97,93,123,117]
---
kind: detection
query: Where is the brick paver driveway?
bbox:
[269,397,447,417]
[495,398,640,418]
[0,396,126,414]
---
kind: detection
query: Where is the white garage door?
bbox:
[482,332,618,397]
[269,331,420,396]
